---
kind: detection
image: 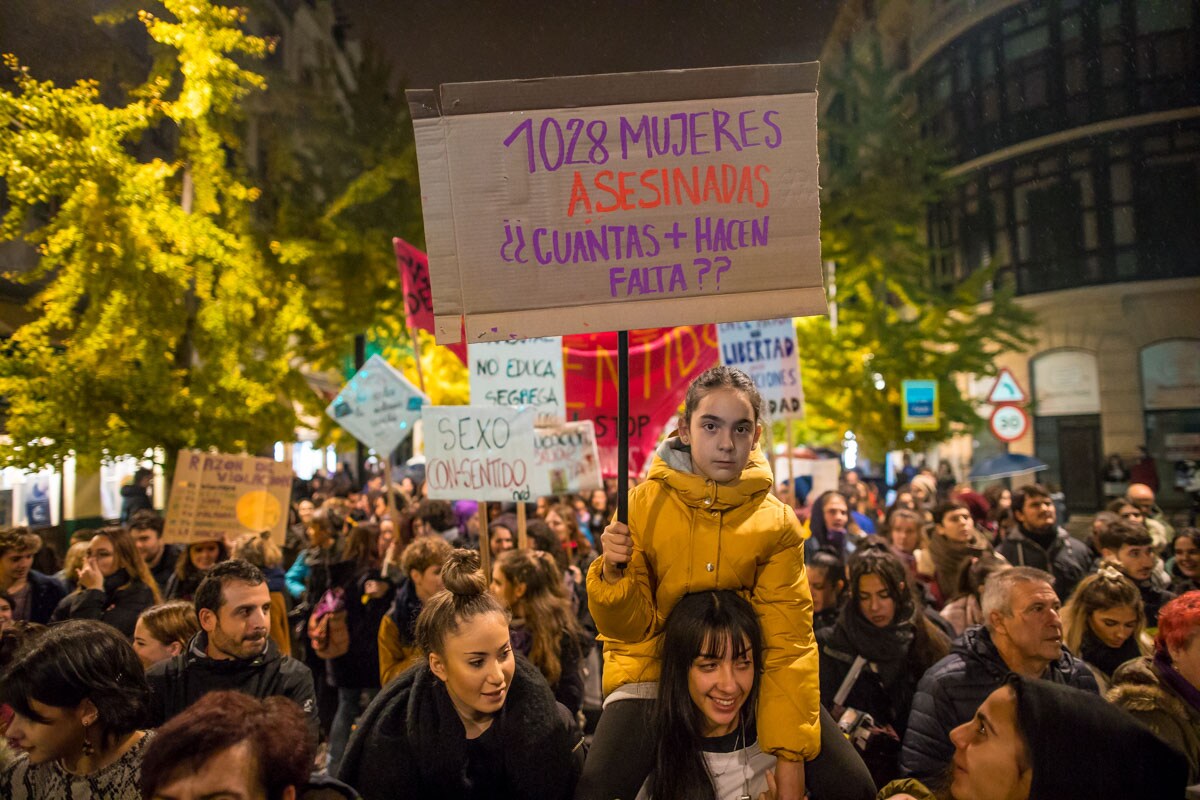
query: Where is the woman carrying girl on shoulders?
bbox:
[581,366,823,800]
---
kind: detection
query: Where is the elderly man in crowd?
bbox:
[899,566,1099,782]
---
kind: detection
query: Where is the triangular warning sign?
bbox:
[987,368,1027,404]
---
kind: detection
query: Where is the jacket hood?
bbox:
[185,631,280,671]
[648,433,773,511]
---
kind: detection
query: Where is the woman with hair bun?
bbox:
[0,619,153,799]
[339,548,584,800]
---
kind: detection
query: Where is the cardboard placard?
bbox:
[469,337,566,424]
[533,420,603,496]
[326,354,428,455]
[164,450,293,546]
[717,318,804,419]
[409,63,826,344]
[423,406,538,502]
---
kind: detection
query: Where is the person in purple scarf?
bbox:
[1109,590,1200,782]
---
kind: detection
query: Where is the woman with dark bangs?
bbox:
[0,619,152,799]
[642,590,771,800]
[643,590,874,800]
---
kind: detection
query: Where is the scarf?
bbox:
[1079,628,1142,679]
[928,531,987,601]
[102,568,132,596]
[1155,649,1200,715]
[836,601,916,688]
[387,578,423,646]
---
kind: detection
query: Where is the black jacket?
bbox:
[328,561,394,690]
[146,632,318,737]
[119,484,153,523]
[20,570,67,625]
[148,543,182,595]
[996,526,1092,600]
[338,657,583,800]
[899,625,1099,782]
[50,571,156,638]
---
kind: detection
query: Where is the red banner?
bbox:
[393,238,467,363]
[564,327,718,477]
[394,239,719,476]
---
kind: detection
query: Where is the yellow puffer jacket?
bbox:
[586,438,819,761]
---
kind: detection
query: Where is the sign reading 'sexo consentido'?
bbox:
[409,63,826,344]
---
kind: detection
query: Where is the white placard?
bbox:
[468,337,565,424]
[717,318,804,418]
[325,355,428,455]
[532,421,603,496]
[423,406,538,502]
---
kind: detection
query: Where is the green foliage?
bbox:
[791,43,1034,460]
[0,1,312,473]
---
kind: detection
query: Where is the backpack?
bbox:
[307,587,350,660]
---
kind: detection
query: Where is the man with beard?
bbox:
[996,484,1092,601]
[146,559,317,737]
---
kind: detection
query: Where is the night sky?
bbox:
[345,0,841,88]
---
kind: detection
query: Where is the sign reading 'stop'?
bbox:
[409,63,826,344]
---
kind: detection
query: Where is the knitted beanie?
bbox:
[1008,675,1188,800]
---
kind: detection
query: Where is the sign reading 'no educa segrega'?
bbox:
[409,63,827,344]
[717,318,804,419]
[468,337,566,424]
[326,354,427,454]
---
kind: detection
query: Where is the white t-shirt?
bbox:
[636,724,774,800]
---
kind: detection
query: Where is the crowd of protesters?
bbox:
[0,366,1195,799]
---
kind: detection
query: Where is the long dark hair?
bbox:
[650,591,763,800]
[849,549,951,667]
[0,619,148,748]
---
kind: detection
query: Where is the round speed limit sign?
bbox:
[989,405,1029,442]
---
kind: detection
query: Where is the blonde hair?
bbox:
[231,531,282,569]
[1062,567,1149,658]
[61,541,91,583]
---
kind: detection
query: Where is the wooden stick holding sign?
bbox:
[479,500,491,584]
[516,503,528,550]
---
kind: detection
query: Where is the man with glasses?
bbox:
[899,567,1099,782]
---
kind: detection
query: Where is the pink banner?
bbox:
[393,238,467,363]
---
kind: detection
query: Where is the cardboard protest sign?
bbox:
[564,326,718,476]
[533,420,603,496]
[409,63,825,344]
[469,337,566,424]
[423,406,538,502]
[717,318,804,419]
[164,450,292,546]
[326,354,427,455]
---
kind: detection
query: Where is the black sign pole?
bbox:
[617,330,630,526]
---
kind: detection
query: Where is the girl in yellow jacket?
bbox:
[579,366,819,800]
